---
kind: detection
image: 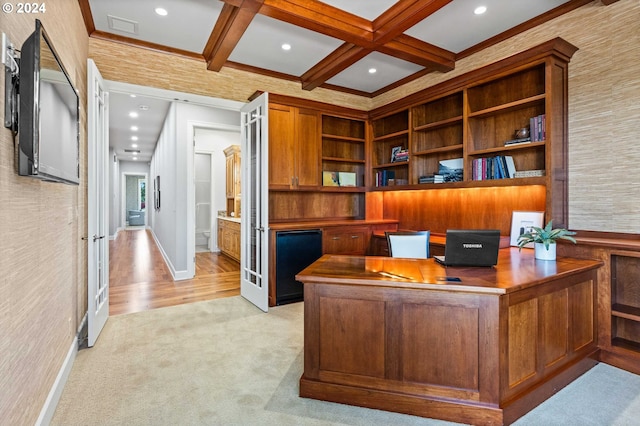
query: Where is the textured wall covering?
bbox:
[0,4,88,425]
[88,0,640,233]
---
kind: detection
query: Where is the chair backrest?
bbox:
[386,231,430,258]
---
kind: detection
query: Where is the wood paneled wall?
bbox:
[0,4,88,425]
[377,186,546,235]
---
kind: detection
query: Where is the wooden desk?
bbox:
[296,249,602,425]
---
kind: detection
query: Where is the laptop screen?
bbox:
[435,229,500,267]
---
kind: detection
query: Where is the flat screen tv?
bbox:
[18,19,79,185]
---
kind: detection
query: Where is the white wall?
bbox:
[150,102,240,279]
[194,128,241,252]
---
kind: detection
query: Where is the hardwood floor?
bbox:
[109,229,240,316]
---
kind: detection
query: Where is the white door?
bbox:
[240,93,269,311]
[87,59,110,346]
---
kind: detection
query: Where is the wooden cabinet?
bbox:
[268,103,320,190]
[368,38,578,228]
[321,115,366,188]
[224,145,240,217]
[218,218,240,262]
[558,237,640,376]
[323,226,369,255]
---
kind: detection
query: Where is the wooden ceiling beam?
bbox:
[205,0,264,72]
[372,0,453,44]
[300,43,370,91]
[258,0,373,45]
[270,0,455,90]
[379,34,455,72]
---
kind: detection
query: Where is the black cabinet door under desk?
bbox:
[275,230,323,305]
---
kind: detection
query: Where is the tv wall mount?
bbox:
[2,32,20,131]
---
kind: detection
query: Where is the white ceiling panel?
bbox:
[327,52,424,93]
[228,14,344,77]
[405,0,570,52]
[89,0,221,53]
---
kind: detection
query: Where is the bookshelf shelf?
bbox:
[414,144,464,156]
[323,157,366,164]
[467,94,546,118]
[468,141,546,156]
[413,116,463,132]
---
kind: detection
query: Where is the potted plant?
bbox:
[516,220,577,260]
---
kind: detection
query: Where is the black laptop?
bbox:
[434,229,500,267]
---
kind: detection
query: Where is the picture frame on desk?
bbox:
[510,211,544,247]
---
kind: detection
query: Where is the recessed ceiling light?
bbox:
[155,7,168,16]
[131,143,138,148]
[129,111,138,118]
[132,157,138,161]
[129,94,137,98]
[281,43,291,51]
[474,6,487,15]
[368,68,377,74]
[130,126,138,131]
[131,136,139,141]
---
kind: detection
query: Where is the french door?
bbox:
[240,93,269,311]
[87,59,109,346]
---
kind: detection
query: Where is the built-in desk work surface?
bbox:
[296,249,603,425]
[297,247,599,294]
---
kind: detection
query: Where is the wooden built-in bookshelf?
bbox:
[368,37,578,228]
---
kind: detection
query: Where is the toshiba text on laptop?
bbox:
[434,229,500,267]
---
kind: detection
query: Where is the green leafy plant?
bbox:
[517,220,577,250]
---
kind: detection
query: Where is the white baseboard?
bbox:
[109,228,121,241]
[149,228,189,281]
[36,337,78,426]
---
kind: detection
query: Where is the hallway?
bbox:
[109,229,240,315]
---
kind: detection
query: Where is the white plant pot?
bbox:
[534,242,556,261]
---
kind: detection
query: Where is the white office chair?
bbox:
[385,231,430,258]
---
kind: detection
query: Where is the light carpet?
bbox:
[52,296,640,425]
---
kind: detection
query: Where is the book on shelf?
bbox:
[419,174,445,184]
[529,114,546,142]
[438,158,463,182]
[322,171,340,186]
[391,146,409,163]
[472,155,516,180]
[387,178,408,186]
[505,137,532,146]
[514,169,545,178]
[323,171,358,187]
[375,170,396,187]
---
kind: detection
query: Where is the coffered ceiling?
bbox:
[80,0,594,97]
